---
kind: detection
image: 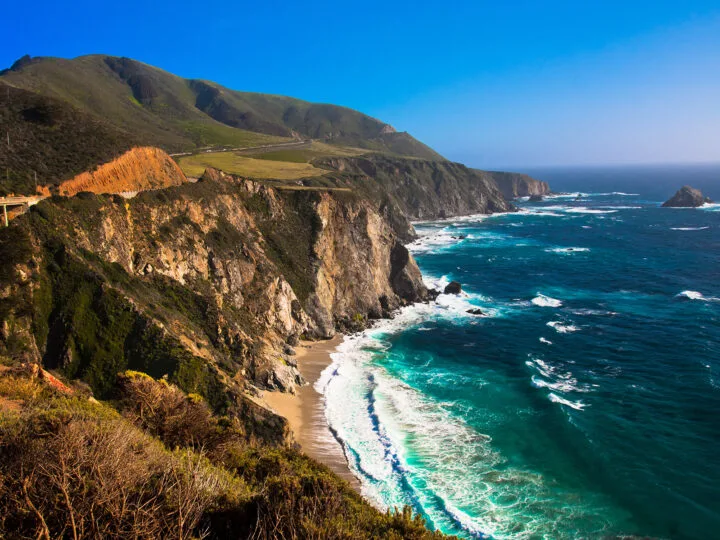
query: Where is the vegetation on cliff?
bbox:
[0,365,450,538]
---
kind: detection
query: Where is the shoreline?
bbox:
[262,335,361,490]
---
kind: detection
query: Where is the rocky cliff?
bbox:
[57,146,187,196]
[0,167,427,417]
[487,171,551,200]
[317,155,514,228]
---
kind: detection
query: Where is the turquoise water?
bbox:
[318,171,720,539]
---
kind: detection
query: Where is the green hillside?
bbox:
[0,82,139,195]
[1,55,443,159]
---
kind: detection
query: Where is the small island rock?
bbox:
[662,185,713,208]
[444,281,462,294]
[529,194,544,202]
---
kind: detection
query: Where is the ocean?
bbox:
[316,164,720,539]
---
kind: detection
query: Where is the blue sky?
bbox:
[3,1,719,168]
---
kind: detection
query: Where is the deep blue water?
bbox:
[319,167,720,539]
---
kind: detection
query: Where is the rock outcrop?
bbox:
[444,281,462,294]
[488,171,551,200]
[662,185,713,208]
[57,147,187,196]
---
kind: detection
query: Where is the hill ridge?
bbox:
[1,54,443,160]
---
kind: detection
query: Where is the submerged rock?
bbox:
[444,281,462,295]
[662,185,713,208]
[529,194,544,202]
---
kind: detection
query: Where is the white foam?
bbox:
[545,247,590,254]
[543,192,587,200]
[539,337,553,345]
[522,205,618,216]
[548,393,587,410]
[547,321,580,333]
[571,308,617,316]
[700,202,720,211]
[670,226,710,231]
[317,320,515,536]
[407,227,461,254]
[677,290,720,302]
[532,375,588,394]
[519,209,564,217]
[532,294,563,308]
[566,207,618,214]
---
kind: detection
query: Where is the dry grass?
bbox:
[177,151,327,180]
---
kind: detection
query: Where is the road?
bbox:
[169,139,312,158]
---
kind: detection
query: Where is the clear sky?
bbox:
[3,1,720,168]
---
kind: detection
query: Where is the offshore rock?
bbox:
[662,186,713,208]
[444,281,462,295]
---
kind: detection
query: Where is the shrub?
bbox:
[0,404,243,539]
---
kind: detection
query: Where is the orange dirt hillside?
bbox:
[58,147,187,197]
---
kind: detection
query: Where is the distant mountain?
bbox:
[0,54,443,159]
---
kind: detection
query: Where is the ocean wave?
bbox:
[407,227,463,254]
[525,205,618,215]
[539,337,553,345]
[700,202,720,211]
[320,316,607,537]
[543,191,638,200]
[548,393,587,410]
[545,247,590,254]
[547,321,580,333]
[318,324,502,536]
[412,211,514,226]
[532,294,563,308]
[532,375,589,394]
[571,308,617,316]
[676,290,720,302]
[527,358,592,395]
[670,226,710,231]
[566,207,618,214]
[519,209,564,217]
[543,192,587,199]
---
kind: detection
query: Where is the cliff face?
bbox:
[57,146,187,196]
[0,168,426,410]
[487,171,551,200]
[317,155,513,225]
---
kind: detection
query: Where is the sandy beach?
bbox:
[263,335,360,490]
